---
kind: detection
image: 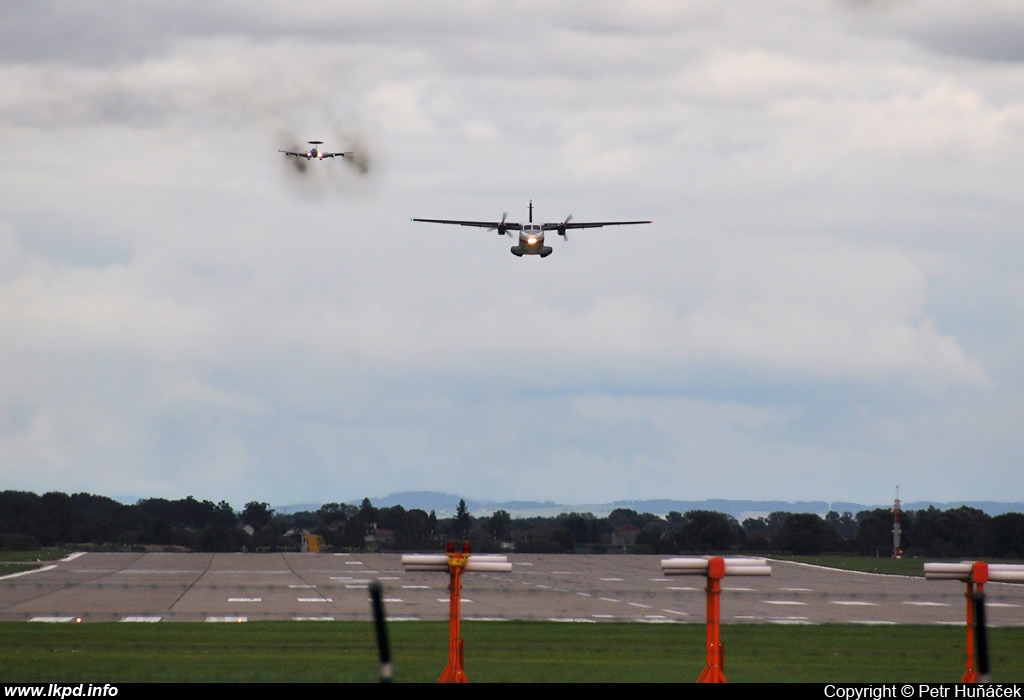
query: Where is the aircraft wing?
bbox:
[411,218,523,230]
[323,152,354,158]
[278,150,303,157]
[541,220,652,230]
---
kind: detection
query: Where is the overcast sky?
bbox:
[1,1,1022,510]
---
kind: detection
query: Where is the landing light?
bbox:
[527,237,537,245]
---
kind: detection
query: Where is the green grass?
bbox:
[1,621,1021,683]
[770,555,930,577]
[0,550,70,577]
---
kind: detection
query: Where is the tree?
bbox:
[774,513,843,554]
[242,501,273,529]
[487,510,512,540]
[672,510,743,552]
[454,499,472,537]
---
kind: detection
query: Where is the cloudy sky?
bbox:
[1,1,1022,510]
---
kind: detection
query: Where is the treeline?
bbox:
[1,490,1023,558]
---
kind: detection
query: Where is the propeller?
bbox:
[490,212,510,237]
[558,214,573,241]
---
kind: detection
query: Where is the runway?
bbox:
[2,552,1022,625]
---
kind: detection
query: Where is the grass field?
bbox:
[1,621,1022,683]
[0,551,69,577]
[771,555,930,577]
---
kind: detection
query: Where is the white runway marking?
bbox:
[903,601,949,607]
[666,586,698,591]
[781,587,813,592]
[765,600,806,606]
[384,598,403,603]
[769,619,814,625]
[662,609,690,617]
[293,616,334,621]
[297,598,333,602]
[989,602,1022,608]
[228,597,262,602]
[121,616,161,622]
[206,616,247,622]
[401,585,431,589]
[853,620,897,625]
[600,578,624,582]
[832,601,877,606]
[290,584,316,589]
[30,617,76,623]
[0,565,57,580]
[629,602,653,609]
[576,592,592,597]
[599,597,620,603]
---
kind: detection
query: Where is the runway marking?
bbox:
[228,597,262,602]
[662,609,690,617]
[781,587,813,592]
[640,617,675,623]
[989,602,1022,608]
[724,586,754,591]
[346,561,364,566]
[438,598,474,603]
[764,600,806,606]
[518,562,534,566]
[1,565,58,581]
[290,584,316,589]
[629,602,653,609]
[64,553,86,561]
[206,616,247,622]
[769,619,815,625]
[592,614,615,619]
[576,592,592,597]
[535,585,551,589]
[832,601,878,606]
[599,597,620,603]
[30,617,76,623]
[852,620,897,625]
[666,586,699,591]
[121,616,161,622]
[384,598,403,603]
[118,569,203,575]
[903,601,949,607]
[401,585,431,589]
[297,598,333,603]
[293,616,334,621]
[549,618,595,623]
[600,578,624,582]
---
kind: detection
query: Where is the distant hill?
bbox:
[277,492,1024,520]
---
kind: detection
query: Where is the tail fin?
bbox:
[528,200,533,223]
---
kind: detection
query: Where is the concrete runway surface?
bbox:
[1,552,1022,625]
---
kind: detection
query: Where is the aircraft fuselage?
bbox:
[512,224,552,257]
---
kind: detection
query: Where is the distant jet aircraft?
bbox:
[412,200,651,257]
[278,140,353,160]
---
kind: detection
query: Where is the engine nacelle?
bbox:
[497,224,507,236]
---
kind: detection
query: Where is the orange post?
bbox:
[438,540,471,683]
[697,556,727,683]
[961,561,989,683]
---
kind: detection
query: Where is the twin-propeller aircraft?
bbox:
[278,140,352,160]
[413,200,651,258]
